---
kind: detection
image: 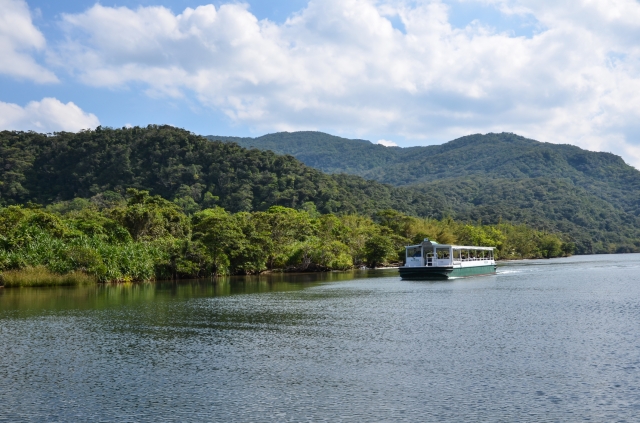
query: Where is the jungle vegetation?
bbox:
[0,125,434,216]
[210,131,640,254]
[0,190,572,286]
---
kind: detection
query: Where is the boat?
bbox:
[399,238,496,280]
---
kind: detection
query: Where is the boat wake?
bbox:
[497,270,521,275]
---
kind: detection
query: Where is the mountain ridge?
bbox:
[0,126,637,254]
[206,131,640,215]
[207,130,640,253]
[0,126,438,217]
[206,131,632,182]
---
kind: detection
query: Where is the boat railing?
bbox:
[455,256,494,262]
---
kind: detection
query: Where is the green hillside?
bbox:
[208,131,640,253]
[0,126,434,216]
[1,126,638,254]
[207,131,401,175]
[207,132,639,204]
[4,126,577,281]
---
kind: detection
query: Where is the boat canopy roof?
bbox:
[405,243,494,250]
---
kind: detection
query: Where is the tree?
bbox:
[110,189,189,241]
[561,242,576,256]
[364,234,395,267]
[192,207,245,275]
[254,206,314,269]
[539,234,563,258]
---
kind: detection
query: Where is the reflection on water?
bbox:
[0,269,396,314]
[1,256,640,422]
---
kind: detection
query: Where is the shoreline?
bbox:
[12,252,638,288]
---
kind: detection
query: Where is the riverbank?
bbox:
[1,198,573,285]
[0,266,96,288]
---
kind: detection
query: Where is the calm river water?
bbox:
[1,254,640,422]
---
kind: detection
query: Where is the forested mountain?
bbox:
[9,126,549,282]
[0,126,435,216]
[209,132,401,175]
[207,132,637,191]
[0,126,638,254]
[208,131,640,253]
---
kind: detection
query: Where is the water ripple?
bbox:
[1,254,640,421]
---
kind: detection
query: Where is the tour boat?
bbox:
[399,239,496,280]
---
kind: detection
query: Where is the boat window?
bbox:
[406,247,421,258]
[479,250,485,259]
[453,249,461,260]
[488,250,493,260]
[436,248,450,259]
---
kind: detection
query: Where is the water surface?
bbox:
[2,254,640,421]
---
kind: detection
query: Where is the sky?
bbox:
[1,0,640,167]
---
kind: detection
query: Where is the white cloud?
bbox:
[52,0,640,166]
[0,97,100,132]
[0,0,57,82]
[377,139,398,147]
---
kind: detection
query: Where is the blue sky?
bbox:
[3,0,316,137]
[2,0,640,167]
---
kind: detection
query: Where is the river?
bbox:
[1,254,639,421]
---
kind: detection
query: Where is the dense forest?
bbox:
[0,126,437,216]
[0,190,571,286]
[0,125,583,285]
[207,131,639,190]
[209,131,640,253]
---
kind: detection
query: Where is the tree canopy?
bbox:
[209,131,640,254]
[1,126,638,255]
[0,194,572,285]
[1,125,433,217]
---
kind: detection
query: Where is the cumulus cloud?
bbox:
[52,0,640,166]
[0,0,57,82]
[377,139,398,147]
[0,98,100,132]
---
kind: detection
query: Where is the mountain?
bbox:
[208,131,640,253]
[208,132,402,175]
[0,126,437,217]
[1,126,638,254]
[207,132,638,193]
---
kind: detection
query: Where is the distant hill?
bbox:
[207,132,637,190]
[208,131,640,253]
[0,126,437,217]
[207,132,407,175]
